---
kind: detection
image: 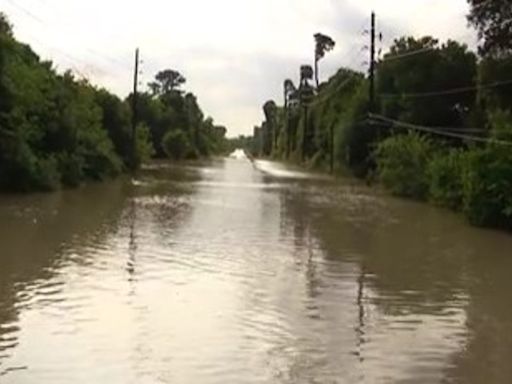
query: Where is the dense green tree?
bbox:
[0,14,226,192]
[137,70,228,160]
[94,89,132,168]
[0,15,126,191]
[162,130,192,160]
[478,55,512,111]
[149,69,186,95]
[467,0,512,56]
[377,37,478,129]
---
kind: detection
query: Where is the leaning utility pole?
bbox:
[369,11,376,113]
[131,48,140,170]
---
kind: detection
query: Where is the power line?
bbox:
[379,78,512,99]
[379,46,435,62]
[3,0,131,71]
[309,76,361,107]
[4,0,45,23]
[368,113,512,146]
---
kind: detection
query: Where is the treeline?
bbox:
[251,0,512,230]
[0,14,228,192]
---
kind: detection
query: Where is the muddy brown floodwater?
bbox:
[1,157,512,383]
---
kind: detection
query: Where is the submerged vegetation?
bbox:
[0,14,228,193]
[249,1,512,230]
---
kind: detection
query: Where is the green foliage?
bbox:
[94,89,132,168]
[0,13,141,192]
[459,112,512,228]
[314,33,335,87]
[461,145,512,228]
[0,14,227,193]
[375,133,434,199]
[375,116,512,229]
[162,130,193,160]
[253,27,512,231]
[378,37,477,128]
[488,109,512,141]
[57,152,84,187]
[135,123,155,164]
[149,69,186,95]
[467,0,512,56]
[138,70,228,160]
[428,149,466,210]
[335,82,374,174]
[477,57,512,123]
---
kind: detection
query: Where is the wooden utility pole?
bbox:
[131,48,140,170]
[369,12,376,113]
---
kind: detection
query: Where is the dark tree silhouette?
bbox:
[149,69,186,95]
[467,0,512,56]
[314,33,336,87]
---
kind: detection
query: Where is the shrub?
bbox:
[461,145,512,229]
[34,155,60,191]
[135,123,155,165]
[428,149,466,210]
[79,128,122,181]
[375,132,434,199]
[57,152,84,187]
[162,130,192,160]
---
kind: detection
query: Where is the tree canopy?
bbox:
[0,14,229,192]
[149,69,186,95]
[467,0,512,56]
[314,33,336,87]
[377,37,478,128]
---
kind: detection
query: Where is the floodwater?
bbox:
[1,156,512,383]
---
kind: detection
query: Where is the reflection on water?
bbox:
[1,158,512,383]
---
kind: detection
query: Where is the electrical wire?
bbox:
[379,78,512,99]
[368,113,512,146]
[3,0,131,71]
[308,76,360,107]
[379,47,435,62]
[5,0,45,23]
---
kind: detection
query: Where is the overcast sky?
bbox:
[3,0,476,137]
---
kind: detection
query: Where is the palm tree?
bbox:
[314,33,336,88]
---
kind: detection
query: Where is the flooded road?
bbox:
[1,157,512,383]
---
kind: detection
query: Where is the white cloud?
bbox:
[3,0,475,136]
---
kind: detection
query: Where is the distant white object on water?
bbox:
[229,149,247,160]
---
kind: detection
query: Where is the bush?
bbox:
[58,152,84,187]
[34,155,60,191]
[135,123,155,165]
[78,127,122,181]
[375,132,434,199]
[428,149,466,210]
[461,145,512,228]
[330,83,381,177]
[162,130,192,160]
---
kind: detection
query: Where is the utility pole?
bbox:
[369,11,376,113]
[131,48,140,170]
